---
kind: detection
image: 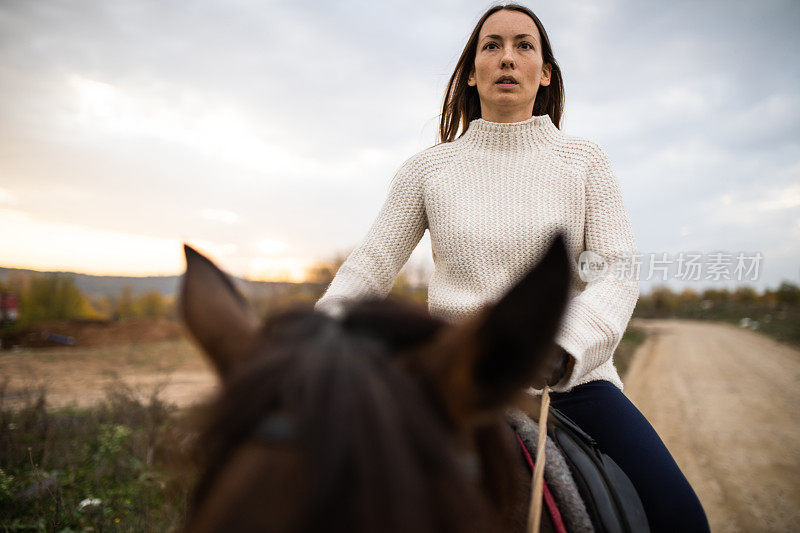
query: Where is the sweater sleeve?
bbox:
[551,143,640,391]
[314,155,428,315]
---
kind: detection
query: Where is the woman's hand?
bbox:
[546,347,572,387]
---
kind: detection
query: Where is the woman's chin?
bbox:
[488,96,533,109]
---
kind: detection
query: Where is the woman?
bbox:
[315,4,709,531]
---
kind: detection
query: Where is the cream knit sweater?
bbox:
[314,114,639,393]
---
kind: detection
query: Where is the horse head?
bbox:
[179,231,571,532]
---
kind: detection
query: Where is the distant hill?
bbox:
[0,266,320,299]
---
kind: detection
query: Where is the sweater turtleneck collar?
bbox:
[459,113,561,149]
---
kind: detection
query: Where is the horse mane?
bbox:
[186,299,525,532]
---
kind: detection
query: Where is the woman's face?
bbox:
[468,10,552,123]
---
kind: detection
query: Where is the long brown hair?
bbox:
[438,3,564,144]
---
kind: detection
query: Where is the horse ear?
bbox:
[415,232,571,426]
[180,244,261,379]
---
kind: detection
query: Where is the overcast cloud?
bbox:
[1,0,798,292]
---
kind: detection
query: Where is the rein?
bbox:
[528,386,551,533]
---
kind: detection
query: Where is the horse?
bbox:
[178,232,572,532]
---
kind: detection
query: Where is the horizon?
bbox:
[0,260,794,297]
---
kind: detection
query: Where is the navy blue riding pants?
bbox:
[548,380,710,533]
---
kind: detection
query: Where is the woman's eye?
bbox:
[483,41,533,50]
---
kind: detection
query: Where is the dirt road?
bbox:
[624,318,800,533]
[0,338,217,409]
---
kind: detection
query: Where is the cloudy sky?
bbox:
[1,0,798,294]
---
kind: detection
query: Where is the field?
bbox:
[1,337,215,410]
[0,319,645,411]
[0,329,210,531]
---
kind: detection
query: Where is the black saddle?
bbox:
[547,406,650,533]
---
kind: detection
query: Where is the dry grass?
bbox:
[0,338,216,410]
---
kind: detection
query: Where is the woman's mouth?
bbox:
[496,76,519,88]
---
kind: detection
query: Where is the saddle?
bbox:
[508,407,650,533]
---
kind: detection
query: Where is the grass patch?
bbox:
[0,380,195,532]
[615,325,648,381]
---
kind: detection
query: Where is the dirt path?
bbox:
[624,318,800,533]
[0,338,217,409]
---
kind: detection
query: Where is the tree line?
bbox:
[3,266,797,342]
[635,282,800,316]
[634,281,800,347]
[0,273,172,326]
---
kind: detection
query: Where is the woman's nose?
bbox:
[501,48,515,67]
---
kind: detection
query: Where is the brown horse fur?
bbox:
[179,231,572,533]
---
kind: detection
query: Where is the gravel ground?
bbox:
[624,318,800,533]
